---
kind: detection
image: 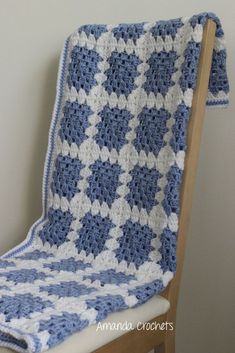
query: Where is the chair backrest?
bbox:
[162,19,216,320]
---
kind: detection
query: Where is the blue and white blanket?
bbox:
[0,12,229,353]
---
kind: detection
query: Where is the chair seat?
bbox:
[1,295,170,353]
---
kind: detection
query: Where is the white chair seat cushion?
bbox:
[1,295,169,353]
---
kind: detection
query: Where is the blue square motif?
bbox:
[39,208,74,247]
[75,213,114,257]
[51,154,84,200]
[78,24,108,40]
[170,103,190,153]
[16,250,53,261]
[112,23,145,43]
[59,101,93,146]
[39,313,88,348]
[86,295,128,322]
[68,46,101,93]
[44,258,91,272]
[126,165,161,212]
[95,105,132,151]
[162,165,182,216]
[40,281,95,298]
[150,19,183,39]
[134,107,170,156]
[84,269,135,285]
[208,50,229,95]
[86,160,121,207]
[128,280,164,302]
[143,50,178,96]
[0,294,53,322]
[103,51,141,97]
[115,220,155,267]
[0,269,50,284]
[159,228,177,273]
[179,41,200,92]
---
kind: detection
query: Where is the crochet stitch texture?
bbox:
[0,12,229,353]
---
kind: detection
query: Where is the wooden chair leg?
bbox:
[154,343,165,353]
[154,330,175,353]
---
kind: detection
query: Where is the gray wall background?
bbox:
[0,1,234,352]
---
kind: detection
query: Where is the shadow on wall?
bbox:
[5,55,59,254]
[25,55,60,232]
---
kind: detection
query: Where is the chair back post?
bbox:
[162,19,216,324]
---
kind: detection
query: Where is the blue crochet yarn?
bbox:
[39,313,89,348]
[170,103,190,153]
[162,166,183,216]
[134,107,170,155]
[143,51,178,96]
[159,227,177,273]
[128,280,164,305]
[84,269,135,285]
[0,294,53,321]
[16,250,53,260]
[103,51,141,97]
[78,24,108,40]
[60,101,93,145]
[0,269,50,284]
[95,105,132,151]
[0,285,10,291]
[179,41,201,91]
[44,258,91,272]
[150,18,183,39]
[51,154,84,200]
[39,208,74,246]
[0,332,28,350]
[86,295,128,321]
[40,281,96,298]
[126,165,161,211]
[115,220,155,267]
[86,160,122,206]
[112,23,145,42]
[75,213,114,256]
[209,50,229,95]
[0,260,16,268]
[68,46,101,93]
[0,13,229,353]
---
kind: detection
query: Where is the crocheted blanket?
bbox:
[0,12,229,353]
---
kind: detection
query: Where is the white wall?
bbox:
[0,1,234,352]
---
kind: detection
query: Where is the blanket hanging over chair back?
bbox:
[0,12,229,353]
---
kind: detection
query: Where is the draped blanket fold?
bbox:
[0,12,229,353]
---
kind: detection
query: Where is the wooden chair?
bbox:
[0,19,216,353]
[92,19,216,353]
